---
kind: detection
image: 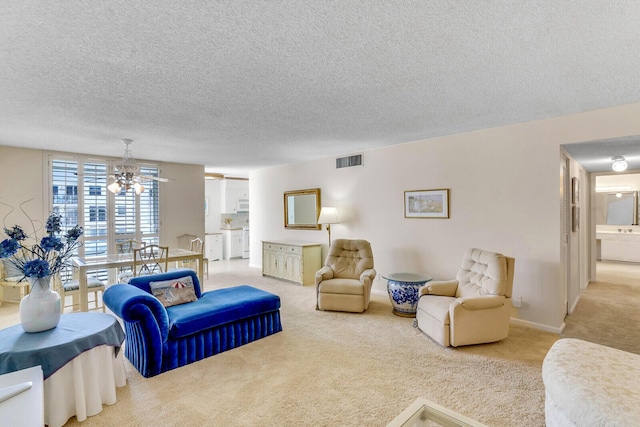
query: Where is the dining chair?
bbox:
[0,258,30,306]
[116,239,146,283]
[177,234,197,250]
[133,245,169,277]
[55,266,106,313]
[189,238,209,279]
[175,234,197,269]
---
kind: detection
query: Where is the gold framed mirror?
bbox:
[284,188,321,229]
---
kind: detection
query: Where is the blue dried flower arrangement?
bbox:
[0,200,84,279]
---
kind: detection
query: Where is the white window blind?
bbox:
[49,155,161,263]
[114,188,137,237]
[51,159,79,227]
[82,161,108,258]
[139,166,160,244]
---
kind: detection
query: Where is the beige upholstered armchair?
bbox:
[315,239,376,313]
[416,248,515,347]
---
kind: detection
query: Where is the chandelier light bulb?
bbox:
[107,181,122,194]
[134,182,145,195]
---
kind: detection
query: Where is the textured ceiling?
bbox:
[1,1,640,177]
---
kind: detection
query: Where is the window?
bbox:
[89,206,107,222]
[50,155,161,280]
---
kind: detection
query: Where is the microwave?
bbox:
[237,198,249,212]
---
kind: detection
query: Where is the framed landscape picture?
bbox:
[404,189,450,219]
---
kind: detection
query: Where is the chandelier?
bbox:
[107,139,167,195]
[108,171,145,195]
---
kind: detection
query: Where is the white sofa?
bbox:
[542,338,640,426]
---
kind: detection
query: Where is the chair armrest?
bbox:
[104,284,169,342]
[315,266,334,285]
[360,268,376,283]
[454,295,506,310]
[419,280,458,297]
[104,284,170,377]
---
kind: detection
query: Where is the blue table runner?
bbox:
[0,312,125,379]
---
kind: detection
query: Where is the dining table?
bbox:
[72,248,203,312]
[0,312,126,427]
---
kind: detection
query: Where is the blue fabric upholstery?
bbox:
[104,269,282,377]
[167,286,281,339]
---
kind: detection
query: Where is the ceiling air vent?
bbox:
[336,154,363,169]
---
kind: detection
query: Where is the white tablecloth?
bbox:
[44,345,126,427]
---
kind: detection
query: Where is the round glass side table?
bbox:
[383,272,431,317]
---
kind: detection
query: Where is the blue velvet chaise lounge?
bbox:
[103,269,282,377]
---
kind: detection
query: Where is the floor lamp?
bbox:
[317,207,339,246]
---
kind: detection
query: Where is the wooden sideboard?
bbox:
[262,240,322,286]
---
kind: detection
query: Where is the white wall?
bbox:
[250,102,640,332]
[205,179,222,233]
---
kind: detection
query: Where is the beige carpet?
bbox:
[0,261,636,426]
[560,261,640,355]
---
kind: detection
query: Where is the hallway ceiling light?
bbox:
[611,156,628,172]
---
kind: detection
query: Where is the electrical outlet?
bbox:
[512,296,522,308]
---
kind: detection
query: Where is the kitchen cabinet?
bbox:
[221,179,249,213]
[261,240,322,286]
[223,229,243,259]
[597,232,640,262]
[205,233,222,261]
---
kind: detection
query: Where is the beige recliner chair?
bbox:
[416,248,515,347]
[316,239,376,313]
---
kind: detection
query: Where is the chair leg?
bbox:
[59,290,65,313]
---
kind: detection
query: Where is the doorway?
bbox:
[594,173,640,281]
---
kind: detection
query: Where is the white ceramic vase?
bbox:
[20,275,61,333]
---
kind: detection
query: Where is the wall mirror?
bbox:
[284,188,321,229]
[603,191,638,225]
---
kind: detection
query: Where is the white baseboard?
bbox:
[510,317,565,334]
[567,294,581,315]
[375,288,564,333]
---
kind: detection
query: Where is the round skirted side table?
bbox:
[383,272,431,317]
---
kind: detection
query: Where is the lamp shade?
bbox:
[317,207,339,224]
[133,182,145,195]
[107,181,121,194]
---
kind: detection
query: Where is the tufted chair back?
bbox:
[455,248,514,298]
[324,239,374,279]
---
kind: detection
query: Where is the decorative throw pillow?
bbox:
[149,275,197,308]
